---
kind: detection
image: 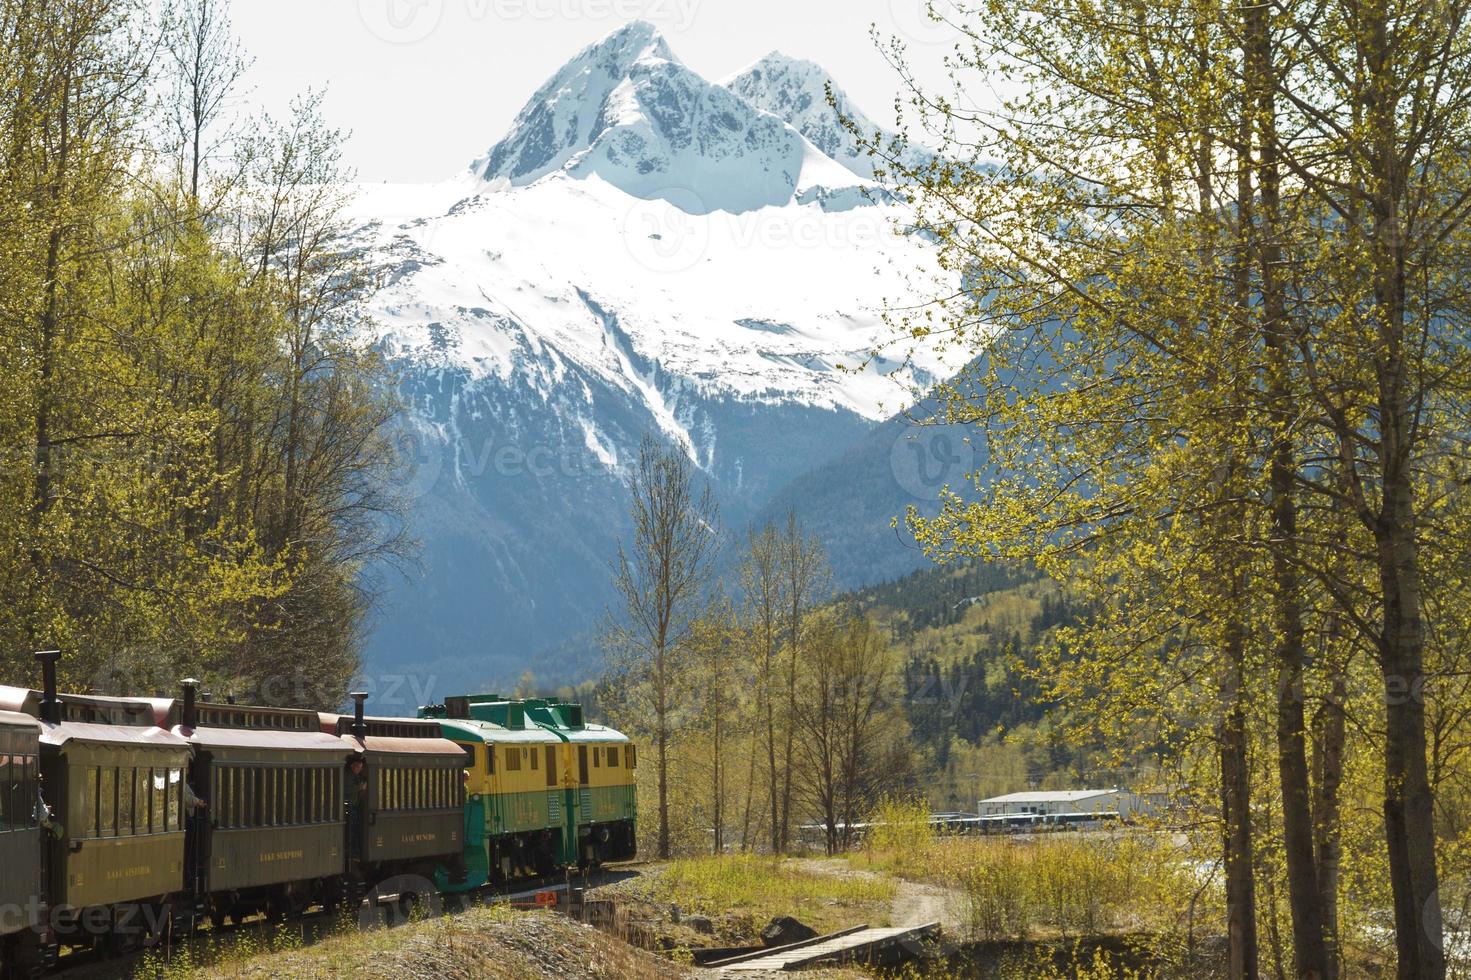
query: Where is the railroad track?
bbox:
[48,862,648,979]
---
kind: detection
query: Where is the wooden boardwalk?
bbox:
[710,921,941,972]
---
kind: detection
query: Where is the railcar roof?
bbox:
[0,686,160,728]
[146,698,322,733]
[318,712,446,739]
[555,724,630,744]
[40,720,191,751]
[433,718,559,745]
[335,733,469,758]
[0,709,39,732]
[172,725,352,756]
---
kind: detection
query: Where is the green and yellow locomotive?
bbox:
[419,694,637,891]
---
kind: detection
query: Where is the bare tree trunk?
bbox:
[1246,5,1329,972]
[1377,494,1442,979]
[656,647,670,859]
[1221,629,1260,980]
[1312,653,1347,980]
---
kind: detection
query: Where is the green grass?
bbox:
[637,854,896,935]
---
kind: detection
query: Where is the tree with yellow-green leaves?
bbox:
[0,0,406,705]
[873,0,1471,975]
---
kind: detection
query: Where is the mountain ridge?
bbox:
[353,22,957,703]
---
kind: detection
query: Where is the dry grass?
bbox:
[156,906,694,979]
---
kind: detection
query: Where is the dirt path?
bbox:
[889,877,961,931]
[788,857,963,934]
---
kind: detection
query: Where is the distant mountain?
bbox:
[752,392,987,590]
[351,22,961,705]
[724,52,932,182]
[475,22,863,214]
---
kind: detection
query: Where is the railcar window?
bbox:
[81,766,98,838]
[209,765,343,829]
[608,746,619,768]
[578,746,589,785]
[117,768,130,835]
[530,749,539,771]
[624,746,632,769]
[0,755,9,832]
[1,752,9,833]
[505,748,521,772]
[99,767,117,837]
[545,747,557,787]
[12,756,21,831]
[165,768,178,832]
[216,768,230,828]
[28,759,38,828]
[253,768,266,827]
[593,748,600,769]
[13,757,22,831]
[485,746,494,775]
[151,769,167,833]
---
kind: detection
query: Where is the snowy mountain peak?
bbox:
[472,23,862,214]
[472,21,675,186]
[724,52,925,182]
[595,18,675,62]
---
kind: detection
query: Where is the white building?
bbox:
[977,788,1149,820]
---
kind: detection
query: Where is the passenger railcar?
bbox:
[0,710,41,972]
[0,652,194,955]
[147,681,352,925]
[319,696,467,895]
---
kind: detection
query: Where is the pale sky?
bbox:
[229,0,961,183]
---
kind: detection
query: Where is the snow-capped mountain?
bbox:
[724,52,921,182]
[474,21,861,214]
[354,23,955,703]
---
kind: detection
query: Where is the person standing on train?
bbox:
[183,778,207,814]
[34,772,62,839]
[345,755,368,863]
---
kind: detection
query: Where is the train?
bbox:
[0,652,637,976]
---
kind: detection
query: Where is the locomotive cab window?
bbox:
[545,747,557,787]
